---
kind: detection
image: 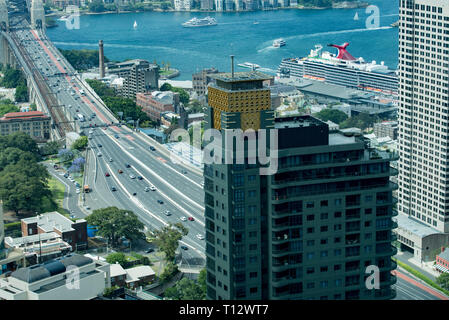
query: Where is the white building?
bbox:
[174,0,191,11]
[396,0,449,261]
[0,254,111,300]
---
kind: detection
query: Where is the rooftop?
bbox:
[110,263,127,278]
[210,71,273,83]
[438,248,449,262]
[1,111,49,121]
[274,115,326,129]
[22,212,76,233]
[125,265,155,283]
[395,214,441,238]
[5,231,61,247]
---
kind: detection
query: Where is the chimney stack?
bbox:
[230,55,234,79]
[99,40,105,78]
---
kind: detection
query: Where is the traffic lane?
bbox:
[94,132,205,220]
[123,136,205,206]
[395,277,442,300]
[91,136,206,252]
[393,269,449,300]
[94,134,205,231]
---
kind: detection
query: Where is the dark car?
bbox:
[105,172,110,177]
[188,217,195,221]
[137,176,143,180]
[157,199,164,204]
[132,192,137,196]
[125,164,131,168]
[111,186,117,191]
[145,248,154,254]
[149,146,156,151]
[180,245,188,251]
[98,144,102,148]
[115,134,119,139]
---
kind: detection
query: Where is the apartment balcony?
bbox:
[376,233,397,243]
[272,181,398,202]
[272,262,302,272]
[376,221,398,231]
[272,168,398,188]
[376,245,398,257]
[380,274,397,286]
[379,259,397,272]
[272,276,299,287]
[376,197,398,206]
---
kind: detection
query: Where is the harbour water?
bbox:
[47,0,398,80]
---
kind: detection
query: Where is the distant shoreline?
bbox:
[46,1,370,18]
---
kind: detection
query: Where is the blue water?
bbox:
[47,0,398,80]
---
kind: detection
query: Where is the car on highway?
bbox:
[98,144,102,148]
[188,217,195,221]
[115,135,119,139]
[97,152,102,157]
[109,158,113,162]
[157,199,164,204]
[196,234,205,240]
[129,174,136,179]
[125,164,131,168]
[137,176,143,180]
[144,187,150,192]
[149,146,156,151]
[150,186,156,191]
[111,186,117,191]
[76,189,80,194]
[180,245,188,250]
[164,210,171,216]
[105,172,110,177]
[180,217,187,221]
[182,169,187,174]
[118,169,123,174]
[132,192,137,196]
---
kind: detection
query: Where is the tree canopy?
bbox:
[339,113,380,130]
[106,252,128,268]
[59,49,110,72]
[436,273,449,291]
[164,277,205,300]
[0,100,19,117]
[313,108,348,124]
[160,83,190,105]
[149,223,188,262]
[71,136,88,150]
[86,207,145,247]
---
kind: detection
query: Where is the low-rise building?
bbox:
[161,112,181,128]
[192,68,220,96]
[136,91,179,122]
[4,232,72,265]
[374,121,398,140]
[125,265,155,289]
[21,212,88,251]
[0,254,111,300]
[187,113,204,125]
[0,111,51,142]
[110,263,127,288]
[435,248,449,274]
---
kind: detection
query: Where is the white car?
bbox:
[76,189,80,194]
[196,234,205,240]
[129,174,136,179]
[180,216,187,221]
[150,186,156,191]
[97,152,102,157]
[164,210,171,216]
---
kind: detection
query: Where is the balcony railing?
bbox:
[272,181,398,200]
[272,168,399,186]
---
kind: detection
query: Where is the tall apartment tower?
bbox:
[396,0,449,261]
[204,70,398,300]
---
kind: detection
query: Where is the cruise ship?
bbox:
[278,43,398,95]
[182,16,217,28]
[273,39,286,48]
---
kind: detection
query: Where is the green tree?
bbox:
[149,223,188,263]
[0,67,26,89]
[0,101,19,117]
[164,277,205,300]
[340,113,380,130]
[159,261,179,283]
[0,160,51,214]
[86,207,145,247]
[71,136,88,150]
[85,79,116,97]
[160,83,173,91]
[313,108,348,124]
[0,132,40,156]
[436,273,449,291]
[40,141,60,156]
[187,100,205,114]
[198,268,206,296]
[15,84,28,102]
[106,252,128,268]
[88,0,106,12]
[0,147,36,171]
[59,49,110,72]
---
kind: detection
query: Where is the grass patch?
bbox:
[394,259,449,297]
[40,176,66,213]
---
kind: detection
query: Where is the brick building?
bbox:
[136,91,179,122]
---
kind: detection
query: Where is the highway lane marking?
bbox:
[157,157,167,163]
[102,130,205,213]
[393,270,449,300]
[397,278,437,300]
[126,135,135,141]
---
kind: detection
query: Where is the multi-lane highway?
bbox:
[9,17,207,265]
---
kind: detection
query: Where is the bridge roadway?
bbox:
[8,18,207,264]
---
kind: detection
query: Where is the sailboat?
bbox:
[133,20,137,29]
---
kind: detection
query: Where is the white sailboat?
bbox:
[133,20,137,29]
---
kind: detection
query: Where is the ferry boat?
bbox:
[182,16,217,28]
[273,39,286,48]
[278,43,398,95]
[133,20,137,29]
[237,62,261,69]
